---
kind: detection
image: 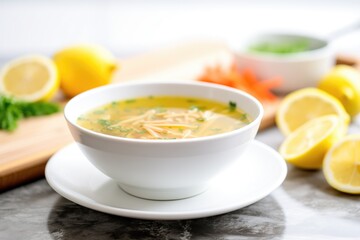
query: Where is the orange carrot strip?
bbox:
[258,77,283,89]
[242,68,258,85]
[197,61,280,103]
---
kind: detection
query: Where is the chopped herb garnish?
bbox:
[187,99,197,103]
[240,113,249,122]
[155,107,167,113]
[136,130,147,134]
[119,127,132,133]
[229,101,237,112]
[94,110,105,115]
[249,39,310,54]
[98,119,112,127]
[125,99,136,103]
[196,118,205,122]
[107,125,133,133]
[148,95,154,99]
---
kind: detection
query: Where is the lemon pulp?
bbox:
[276,88,350,136]
[4,61,50,95]
[323,135,360,194]
[0,55,59,101]
[279,115,345,169]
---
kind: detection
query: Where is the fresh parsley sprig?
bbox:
[0,95,60,132]
[228,101,237,112]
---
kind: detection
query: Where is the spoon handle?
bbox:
[327,20,360,41]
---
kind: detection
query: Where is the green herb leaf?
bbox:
[240,113,249,123]
[249,39,310,54]
[0,95,60,132]
[228,101,237,112]
[17,101,60,117]
[98,119,112,127]
[125,99,136,104]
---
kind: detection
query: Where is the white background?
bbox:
[0,0,360,60]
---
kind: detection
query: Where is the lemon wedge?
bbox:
[54,44,117,98]
[323,134,360,194]
[318,65,360,117]
[279,115,346,169]
[276,88,350,136]
[0,55,59,101]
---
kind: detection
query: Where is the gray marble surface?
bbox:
[1,127,360,240]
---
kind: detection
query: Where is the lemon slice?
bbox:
[279,115,346,169]
[0,55,59,101]
[276,88,350,136]
[323,135,360,194]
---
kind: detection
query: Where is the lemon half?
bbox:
[323,134,360,194]
[279,115,346,169]
[0,55,59,101]
[276,88,350,136]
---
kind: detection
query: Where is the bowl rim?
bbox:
[64,81,264,145]
[235,32,333,62]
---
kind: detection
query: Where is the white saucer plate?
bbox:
[45,140,287,220]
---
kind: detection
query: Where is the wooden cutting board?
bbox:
[0,41,356,191]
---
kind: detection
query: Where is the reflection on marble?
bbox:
[0,179,285,240]
[47,191,285,240]
[0,180,58,240]
[257,127,360,239]
[283,165,360,216]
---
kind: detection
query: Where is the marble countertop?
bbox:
[1,126,360,240]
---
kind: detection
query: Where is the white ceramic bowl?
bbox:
[235,33,335,93]
[64,82,263,200]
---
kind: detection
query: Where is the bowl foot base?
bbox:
[117,183,209,201]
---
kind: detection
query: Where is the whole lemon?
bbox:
[54,44,118,98]
[318,65,360,117]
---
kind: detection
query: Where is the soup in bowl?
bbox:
[64,82,263,200]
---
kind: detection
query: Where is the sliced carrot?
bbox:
[197,61,282,103]
[259,77,282,89]
[242,68,258,86]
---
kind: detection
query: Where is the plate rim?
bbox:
[45,140,287,220]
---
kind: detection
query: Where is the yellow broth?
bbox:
[77,96,251,140]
